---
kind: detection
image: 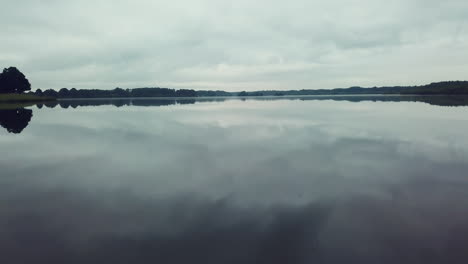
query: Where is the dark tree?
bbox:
[0,67,31,94]
[35,89,43,96]
[43,89,58,97]
[58,88,70,97]
[0,108,33,134]
[69,88,79,98]
[175,89,197,97]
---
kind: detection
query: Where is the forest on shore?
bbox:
[2,66,468,100]
[35,81,468,99]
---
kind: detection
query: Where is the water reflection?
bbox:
[31,95,468,109]
[1,96,468,263]
[0,192,331,264]
[0,108,32,134]
[1,95,468,134]
[299,95,468,107]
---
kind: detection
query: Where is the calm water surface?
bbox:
[1,97,468,263]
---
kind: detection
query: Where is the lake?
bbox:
[1,96,468,263]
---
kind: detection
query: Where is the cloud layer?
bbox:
[1,0,467,90]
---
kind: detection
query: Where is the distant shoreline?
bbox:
[2,81,468,103]
[33,81,468,99]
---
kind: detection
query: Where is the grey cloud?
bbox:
[1,0,467,90]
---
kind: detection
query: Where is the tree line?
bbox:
[2,66,468,97]
[38,81,468,99]
[239,81,468,96]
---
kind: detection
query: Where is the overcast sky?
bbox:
[1,0,467,91]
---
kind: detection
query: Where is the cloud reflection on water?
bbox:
[1,98,468,263]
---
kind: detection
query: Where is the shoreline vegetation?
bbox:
[0,67,56,104]
[1,67,468,103]
[31,80,468,100]
[0,93,56,103]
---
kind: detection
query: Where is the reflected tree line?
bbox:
[37,98,200,109]
[298,95,468,107]
[32,95,468,109]
[0,99,201,134]
[2,95,468,134]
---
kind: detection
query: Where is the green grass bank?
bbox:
[0,93,56,103]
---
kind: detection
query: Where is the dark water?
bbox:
[1,96,468,264]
